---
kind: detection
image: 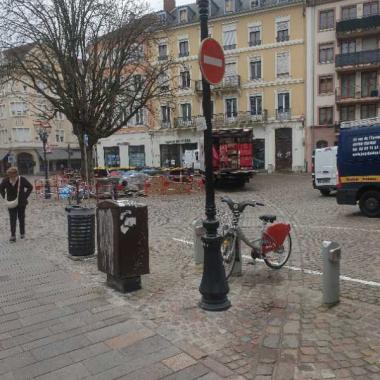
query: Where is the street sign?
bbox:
[199,38,225,85]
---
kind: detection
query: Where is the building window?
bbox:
[129,145,145,167]
[161,105,171,126]
[158,44,168,60]
[180,103,192,121]
[13,128,31,142]
[340,105,356,121]
[10,102,27,116]
[319,75,334,94]
[316,140,328,148]
[55,129,64,142]
[104,147,120,167]
[224,0,235,13]
[223,27,237,50]
[319,9,335,31]
[179,40,189,57]
[250,58,261,80]
[0,104,6,118]
[225,61,237,77]
[54,111,64,121]
[180,70,191,89]
[225,98,237,119]
[133,74,143,91]
[276,52,289,78]
[341,73,356,98]
[251,0,260,9]
[158,73,169,91]
[277,92,290,113]
[361,72,377,97]
[319,107,334,125]
[363,2,379,17]
[276,20,289,42]
[179,9,187,23]
[250,95,262,116]
[319,43,334,64]
[249,26,261,46]
[361,104,377,119]
[341,40,356,54]
[135,108,145,125]
[341,5,357,20]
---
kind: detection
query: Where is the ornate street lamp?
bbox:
[197,0,230,311]
[35,121,52,199]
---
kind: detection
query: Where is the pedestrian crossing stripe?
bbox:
[340,175,380,183]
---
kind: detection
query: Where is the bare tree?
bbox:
[0,0,176,178]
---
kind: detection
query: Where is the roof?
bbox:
[159,0,303,27]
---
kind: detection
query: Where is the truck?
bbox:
[312,146,338,196]
[336,123,380,217]
[183,128,255,187]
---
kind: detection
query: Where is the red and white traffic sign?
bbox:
[199,38,225,85]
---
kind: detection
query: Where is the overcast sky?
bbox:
[148,0,191,11]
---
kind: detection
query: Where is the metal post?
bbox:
[322,241,341,305]
[43,135,51,199]
[197,0,230,311]
[68,143,71,170]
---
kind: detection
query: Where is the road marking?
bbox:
[294,224,380,233]
[172,238,380,287]
[204,55,223,67]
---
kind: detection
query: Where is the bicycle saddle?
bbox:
[259,214,277,223]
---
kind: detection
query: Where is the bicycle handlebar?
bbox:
[221,197,265,209]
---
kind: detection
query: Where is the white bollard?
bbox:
[192,218,205,264]
[321,241,341,305]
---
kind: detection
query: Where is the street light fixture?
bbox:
[197,0,231,311]
[35,121,52,199]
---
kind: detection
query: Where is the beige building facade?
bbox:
[306,0,380,169]
[98,0,307,172]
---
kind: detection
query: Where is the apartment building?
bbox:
[97,0,306,172]
[306,0,380,169]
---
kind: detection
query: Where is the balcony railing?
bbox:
[340,115,380,129]
[276,109,291,121]
[336,49,380,68]
[223,44,237,50]
[335,87,380,102]
[160,121,172,129]
[158,55,168,61]
[174,116,206,129]
[195,75,241,93]
[249,40,262,47]
[178,51,189,58]
[276,35,289,42]
[336,14,380,35]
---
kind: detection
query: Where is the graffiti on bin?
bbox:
[120,210,136,234]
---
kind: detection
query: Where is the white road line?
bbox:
[172,237,380,288]
[204,55,223,67]
[294,224,380,233]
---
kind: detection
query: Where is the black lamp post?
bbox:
[36,123,51,199]
[197,0,230,311]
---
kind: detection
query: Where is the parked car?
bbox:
[312,146,338,196]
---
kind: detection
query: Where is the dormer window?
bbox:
[179,9,187,23]
[158,12,167,24]
[251,0,260,8]
[225,0,235,14]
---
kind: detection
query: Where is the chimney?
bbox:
[164,0,176,13]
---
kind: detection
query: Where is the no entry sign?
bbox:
[199,38,225,85]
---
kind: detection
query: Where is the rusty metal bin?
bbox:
[96,200,149,292]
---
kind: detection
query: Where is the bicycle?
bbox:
[220,196,292,278]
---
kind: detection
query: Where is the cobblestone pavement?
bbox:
[0,173,379,379]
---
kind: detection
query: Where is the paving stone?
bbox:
[82,350,126,375]
[162,353,197,372]
[34,362,91,380]
[163,363,210,380]
[262,335,280,349]
[104,328,155,349]
[116,362,173,380]
[85,320,141,343]
[201,357,234,377]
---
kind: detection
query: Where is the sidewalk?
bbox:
[0,195,379,379]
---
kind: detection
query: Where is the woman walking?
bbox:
[0,167,33,242]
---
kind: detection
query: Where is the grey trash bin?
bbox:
[322,241,341,305]
[65,205,96,256]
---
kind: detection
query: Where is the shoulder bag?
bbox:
[4,176,21,209]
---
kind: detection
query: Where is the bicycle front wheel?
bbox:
[263,233,292,269]
[221,232,237,279]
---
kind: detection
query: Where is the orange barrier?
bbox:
[144,175,203,196]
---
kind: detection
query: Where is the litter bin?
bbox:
[65,205,96,256]
[97,200,149,292]
[321,241,341,305]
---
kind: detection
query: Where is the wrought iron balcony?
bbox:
[174,116,206,129]
[178,51,189,58]
[158,55,168,61]
[212,111,268,128]
[160,121,172,129]
[195,75,241,94]
[276,35,289,42]
[249,40,262,47]
[336,14,380,37]
[335,87,380,103]
[223,44,236,51]
[336,49,380,69]
[276,109,291,121]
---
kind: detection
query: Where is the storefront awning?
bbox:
[36,148,81,161]
[0,149,10,160]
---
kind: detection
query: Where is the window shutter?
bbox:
[277,52,289,75]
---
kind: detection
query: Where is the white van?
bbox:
[312,146,338,196]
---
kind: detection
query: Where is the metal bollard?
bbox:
[321,241,341,305]
[192,218,205,264]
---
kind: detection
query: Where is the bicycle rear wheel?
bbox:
[221,232,237,279]
[263,233,292,269]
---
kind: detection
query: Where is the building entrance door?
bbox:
[275,128,292,171]
[17,153,34,175]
